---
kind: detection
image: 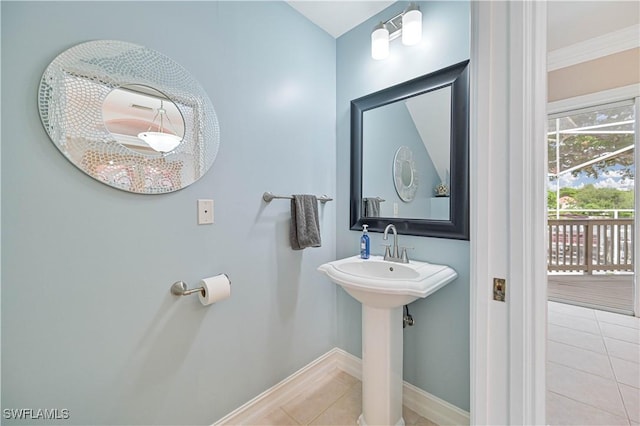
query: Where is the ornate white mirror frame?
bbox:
[38,40,220,194]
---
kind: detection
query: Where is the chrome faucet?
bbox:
[383,224,410,263]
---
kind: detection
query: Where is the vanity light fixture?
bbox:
[371,22,390,60]
[371,3,422,60]
[402,3,422,46]
[137,100,182,153]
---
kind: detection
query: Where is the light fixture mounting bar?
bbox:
[384,12,404,41]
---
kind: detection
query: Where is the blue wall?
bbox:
[1,2,336,424]
[362,102,438,218]
[2,0,472,422]
[335,1,471,411]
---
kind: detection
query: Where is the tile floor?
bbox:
[239,301,639,425]
[547,301,640,425]
[244,370,437,426]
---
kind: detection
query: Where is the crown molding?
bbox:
[548,24,640,71]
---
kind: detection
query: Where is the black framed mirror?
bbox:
[350,60,469,239]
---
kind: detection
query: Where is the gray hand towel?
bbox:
[290,194,321,250]
[363,198,380,217]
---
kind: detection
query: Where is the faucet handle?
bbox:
[399,247,413,263]
[381,244,392,260]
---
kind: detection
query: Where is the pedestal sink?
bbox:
[318,255,457,426]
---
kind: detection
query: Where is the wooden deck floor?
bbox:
[548,274,635,315]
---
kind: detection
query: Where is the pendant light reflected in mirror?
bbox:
[102,84,185,155]
[137,100,183,153]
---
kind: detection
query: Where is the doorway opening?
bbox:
[545,99,640,425]
[547,100,636,315]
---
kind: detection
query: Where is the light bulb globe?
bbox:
[138,132,182,153]
[371,24,389,60]
[402,8,422,46]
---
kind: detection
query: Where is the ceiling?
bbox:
[547,1,639,51]
[286,1,395,38]
[286,1,639,51]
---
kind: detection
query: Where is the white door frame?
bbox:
[470,2,547,424]
[636,97,640,318]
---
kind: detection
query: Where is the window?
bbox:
[548,101,636,219]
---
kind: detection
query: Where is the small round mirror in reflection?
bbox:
[102,84,185,154]
[401,160,413,187]
[393,146,418,202]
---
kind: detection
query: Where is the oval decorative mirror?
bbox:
[38,40,220,194]
[393,146,418,202]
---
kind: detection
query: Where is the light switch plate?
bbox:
[198,199,214,224]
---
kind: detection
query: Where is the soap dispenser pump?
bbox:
[360,225,370,259]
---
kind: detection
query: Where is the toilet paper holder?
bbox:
[170,281,204,297]
[170,274,231,297]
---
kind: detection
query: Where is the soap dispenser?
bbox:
[360,225,370,259]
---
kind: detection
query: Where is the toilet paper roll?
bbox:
[198,274,231,306]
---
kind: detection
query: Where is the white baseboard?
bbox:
[213,348,341,425]
[214,347,469,426]
[331,347,363,380]
[402,381,470,426]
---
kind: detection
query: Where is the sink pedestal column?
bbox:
[358,305,405,426]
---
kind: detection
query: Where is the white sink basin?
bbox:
[318,255,457,308]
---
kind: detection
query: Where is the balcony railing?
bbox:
[548,217,634,273]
